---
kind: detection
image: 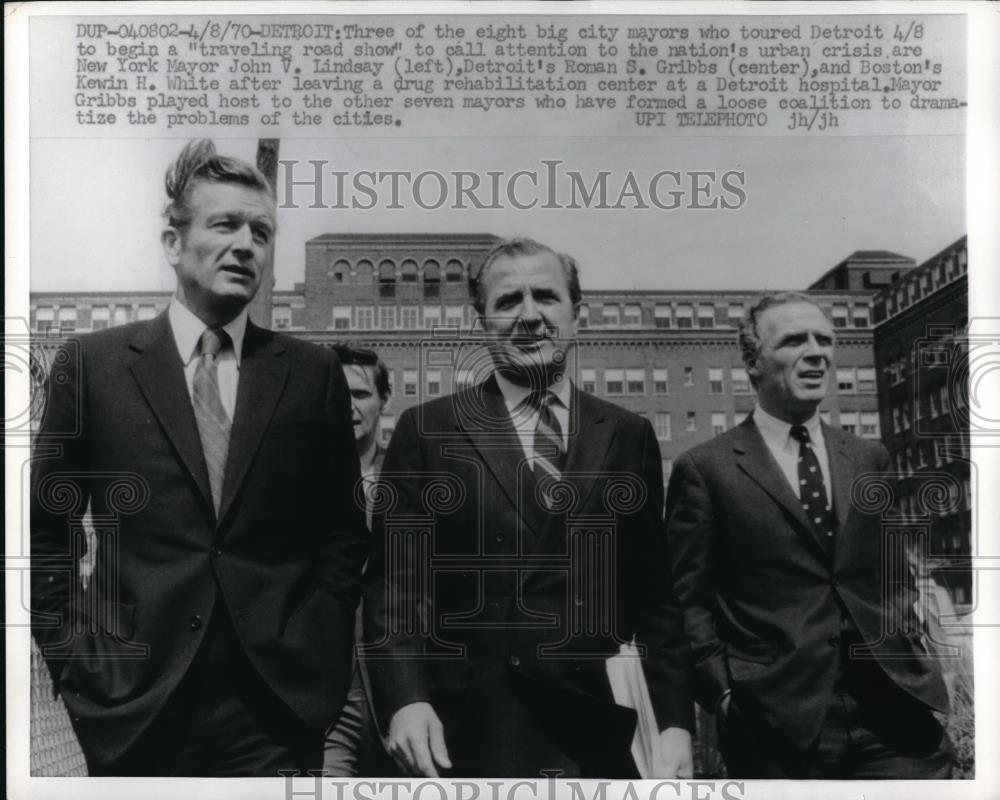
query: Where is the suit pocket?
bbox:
[61,600,145,703]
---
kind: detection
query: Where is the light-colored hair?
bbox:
[164,139,272,230]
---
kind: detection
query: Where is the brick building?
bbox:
[871,236,971,609]
[30,234,888,486]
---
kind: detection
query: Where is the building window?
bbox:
[273,305,292,330]
[892,406,902,434]
[136,305,157,322]
[840,411,858,435]
[454,369,474,390]
[623,304,642,327]
[423,305,442,329]
[626,368,645,395]
[445,306,464,329]
[401,260,418,283]
[333,306,351,330]
[113,306,129,327]
[686,412,697,432]
[675,305,694,328]
[653,368,669,395]
[711,413,726,436]
[654,304,671,328]
[378,415,395,446]
[379,260,396,298]
[655,412,672,441]
[728,303,744,327]
[426,369,442,397]
[708,368,724,395]
[56,307,77,332]
[857,367,876,393]
[90,306,110,331]
[445,259,464,283]
[836,368,855,393]
[603,304,620,327]
[35,307,54,333]
[578,305,589,329]
[356,307,374,330]
[380,306,396,330]
[330,259,350,282]
[832,304,849,328]
[860,412,880,439]
[697,304,715,328]
[731,367,750,394]
[605,369,624,395]
[401,306,419,329]
[424,260,441,299]
[403,370,418,397]
[683,367,693,387]
[581,368,597,395]
[852,303,870,328]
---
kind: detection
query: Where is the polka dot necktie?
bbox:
[790,425,835,542]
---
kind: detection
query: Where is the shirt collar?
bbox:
[494,370,573,417]
[753,403,822,449]
[358,441,379,473]
[168,298,248,367]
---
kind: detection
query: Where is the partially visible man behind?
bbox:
[325,344,392,775]
[31,140,368,776]
[364,238,693,778]
[666,292,953,778]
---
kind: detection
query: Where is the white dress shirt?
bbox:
[168,299,247,421]
[753,403,832,504]
[494,371,572,462]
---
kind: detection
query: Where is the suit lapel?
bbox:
[733,418,830,561]
[128,314,214,516]
[823,424,856,537]
[563,388,613,514]
[217,323,289,525]
[456,377,545,539]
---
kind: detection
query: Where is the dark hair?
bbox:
[164,139,273,230]
[469,237,582,315]
[332,344,391,400]
[738,292,828,386]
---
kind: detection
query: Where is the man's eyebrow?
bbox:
[493,288,524,304]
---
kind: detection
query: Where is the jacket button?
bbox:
[494,532,504,543]
[189,615,203,631]
[509,654,521,667]
[573,595,584,607]
[211,547,223,558]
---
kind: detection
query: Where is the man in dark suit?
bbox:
[31,140,368,776]
[666,291,953,778]
[325,345,392,775]
[363,238,693,778]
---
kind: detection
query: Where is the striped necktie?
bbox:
[531,390,566,481]
[193,328,232,514]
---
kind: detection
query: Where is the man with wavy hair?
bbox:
[31,140,367,775]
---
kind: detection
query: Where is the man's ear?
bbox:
[161,227,182,267]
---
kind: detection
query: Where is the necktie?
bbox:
[193,328,232,514]
[531,390,566,481]
[790,425,835,541]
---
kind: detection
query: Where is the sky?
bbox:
[29,132,965,294]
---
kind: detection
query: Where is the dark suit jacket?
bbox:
[31,313,368,769]
[363,376,692,777]
[666,415,949,751]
